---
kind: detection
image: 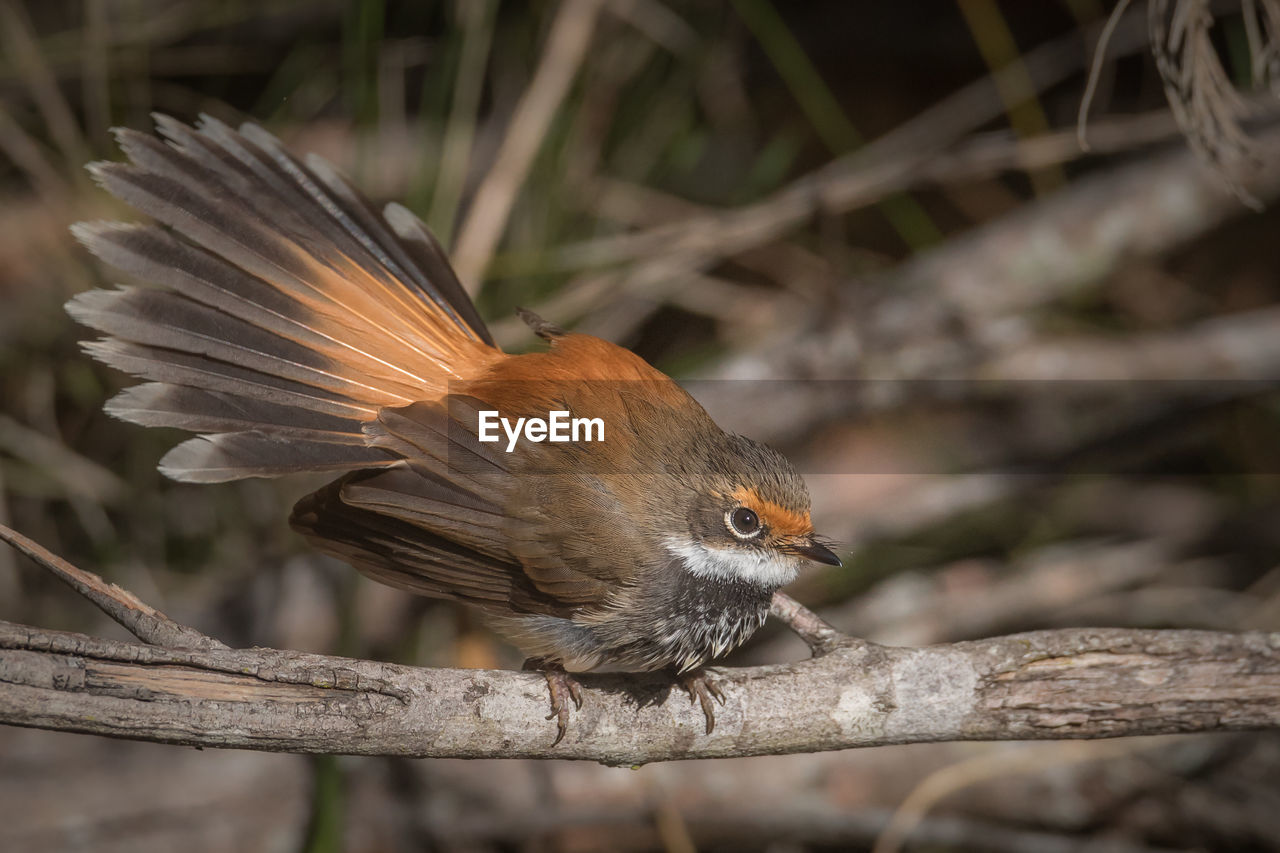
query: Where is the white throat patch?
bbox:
[664,537,799,588]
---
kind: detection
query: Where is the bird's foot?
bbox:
[523,658,583,746]
[678,668,727,734]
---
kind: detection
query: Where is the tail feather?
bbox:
[381,201,489,344]
[101,123,481,367]
[106,383,370,441]
[71,222,450,397]
[85,158,466,374]
[112,123,397,302]
[69,286,423,403]
[160,433,397,483]
[154,116,476,340]
[69,114,499,481]
[83,339,378,421]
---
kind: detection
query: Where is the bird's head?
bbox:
[666,434,840,589]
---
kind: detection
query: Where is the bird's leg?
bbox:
[523,657,583,746]
[678,668,726,734]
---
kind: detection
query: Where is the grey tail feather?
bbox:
[68,114,500,482]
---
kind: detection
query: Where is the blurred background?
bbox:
[3,0,1280,850]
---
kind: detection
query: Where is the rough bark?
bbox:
[3,524,1278,765]
[3,619,1278,765]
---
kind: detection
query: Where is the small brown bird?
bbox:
[68,115,840,743]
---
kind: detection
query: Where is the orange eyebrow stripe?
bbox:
[730,486,812,537]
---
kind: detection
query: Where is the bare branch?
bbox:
[484,4,1158,287]
[1078,0,1135,152]
[4,531,1278,764]
[3,615,1278,764]
[769,591,847,655]
[450,0,603,290]
[0,524,224,651]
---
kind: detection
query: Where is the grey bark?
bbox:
[4,525,1278,765]
[3,618,1278,765]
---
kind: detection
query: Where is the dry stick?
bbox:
[442,802,1180,853]
[450,0,604,291]
[957,0,1065,195]
[425,0,498,247]
[554,0,1264,295]
[713,302,1280,552]
[686,120,1280,557]
[479,6,1196,345]
[979,305,1280,381]
[0,472,16,612]
[3,533,1280,763]
[695,804,1180,853]
[893,101,1280,322]
[505,1,1155,280]
[789,541,1178,652]
[82,0,112,153]
[0,415,124,503]
[485,102,1228,348]
[926,102,1199,181]
[1078,0,1134,152]
[769,591,846,655]
[0,524,224,651]
[0,103,72,200]
[607,0,699,55]
[872,739,1152,853]
[0,0,90,169]
[704,118,1280,397]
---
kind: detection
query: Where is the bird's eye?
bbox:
[727,506,762,539]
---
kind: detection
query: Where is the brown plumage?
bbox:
[70,115,839,742]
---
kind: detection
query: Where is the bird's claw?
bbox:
[525,658,583,746]
[679,669,726,734]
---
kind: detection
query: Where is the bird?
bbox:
[67,114,842,744]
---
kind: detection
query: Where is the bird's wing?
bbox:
[291,470,585,617]
[290,396,615,614]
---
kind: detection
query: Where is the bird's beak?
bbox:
[793,538,842,567]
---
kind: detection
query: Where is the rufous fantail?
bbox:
[67,116,840,743]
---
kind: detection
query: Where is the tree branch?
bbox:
[0,525,224,651]
[3,615,1278,764]
[3,527,1279,765]
[2,525,1280,763]
[769,591,847,655]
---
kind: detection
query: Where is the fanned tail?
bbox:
[68,114,501,482]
